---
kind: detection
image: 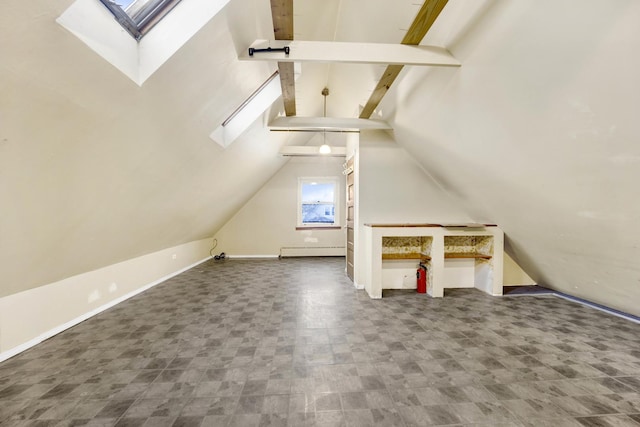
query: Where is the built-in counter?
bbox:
[364,223,504,298]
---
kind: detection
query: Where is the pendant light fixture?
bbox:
[319,87,331,154]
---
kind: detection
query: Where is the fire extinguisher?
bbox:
[417,263,427,293]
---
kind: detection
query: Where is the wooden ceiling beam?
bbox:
[270,0,294,40]
[359,65,404,119]
[360,0,449,119]
[270,0,296,116]
[277,62,296,116]
[401,0,449,45]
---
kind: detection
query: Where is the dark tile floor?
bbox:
[1,257,640,426]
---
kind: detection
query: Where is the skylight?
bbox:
[58,0,231,85]
[210,71,283,149]
[99,0,182,40]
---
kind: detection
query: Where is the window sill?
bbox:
[296,226,342,230]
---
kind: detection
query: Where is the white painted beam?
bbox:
[279,146,347,157]
[269,116,392,131]
[240,40,460,67]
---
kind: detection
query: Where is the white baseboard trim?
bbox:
[352,279,365,290]
[227,255,279,259]
[280,246,346,257]
[0,256,210,363]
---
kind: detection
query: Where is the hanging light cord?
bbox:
[323,91,327,117]
[322,88,328,144]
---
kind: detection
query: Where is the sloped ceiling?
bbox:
[2,0,639,316]
[377,0,640,315]
[0,0,312,296]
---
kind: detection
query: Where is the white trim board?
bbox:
[227,255,279,259]
[241,40,460,67]
[279,146,348,157]
[269,117,392,131]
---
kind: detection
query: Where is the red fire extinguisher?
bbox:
[417,263,427,293]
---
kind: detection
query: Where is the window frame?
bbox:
[99,0,182,41]
[297,177,340,229]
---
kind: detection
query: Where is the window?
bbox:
[298,178,340,228]
[99,0,182,40]
[210,71,283,149]
[59,0,230,85]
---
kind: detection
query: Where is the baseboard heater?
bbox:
[279,246,346,258]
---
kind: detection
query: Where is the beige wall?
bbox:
[0,238,211,360]
[503,252,535,287]
[215,157,346,256]
[384,0,640,315]
[0,0,303,299]
[355,130,471,286]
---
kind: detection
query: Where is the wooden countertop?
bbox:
[445,252,492,259]
[365,223,497,228]
[381,253,432,260]
[365,223,441,228]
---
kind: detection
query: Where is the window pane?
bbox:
[302,203,335,224]
[301,182,334,203]
[123,0,165,25]
[115,0,136,8]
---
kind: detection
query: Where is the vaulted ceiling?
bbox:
[2,0,640,316]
